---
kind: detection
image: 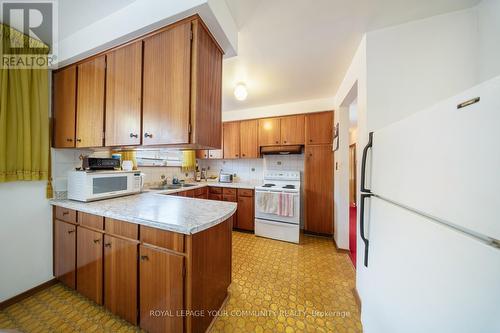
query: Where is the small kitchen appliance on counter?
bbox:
[218,172,234,183]
[68,170,144,202]
[82,157,120,170]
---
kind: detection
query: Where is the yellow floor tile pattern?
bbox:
[0,232,361,333]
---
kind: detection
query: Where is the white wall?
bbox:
[222,97,335,121]
[0,182,53,302]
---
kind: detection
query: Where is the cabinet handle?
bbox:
[130,133,138,138]
[93,239,101,244]
[144,133,153,138]
[140,255,149,261]
[76,138,82,143]
[104,243,112,248]
[67,229,75,234]
[62,211,69,216]
[66,138,73,142]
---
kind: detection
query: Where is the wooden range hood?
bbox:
[260,145,303,155]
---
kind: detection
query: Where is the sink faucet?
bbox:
[160,175,170,186]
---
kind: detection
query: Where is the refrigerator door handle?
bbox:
[360,132,373,193]
[360,193,372,267]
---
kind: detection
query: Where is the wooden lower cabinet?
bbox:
[104,235,138,325]
[304,144,334,235]
[76,227,103,304]
[139,245,184,333]
[54,219,76,289]
[236,190,254,231]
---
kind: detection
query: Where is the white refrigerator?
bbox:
[358,76,500,333]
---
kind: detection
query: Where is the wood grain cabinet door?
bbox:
[104,235,138,325]
[139,245,184,333]
[304,145,334,235]
[54,220,76,289]
[76,56,105,148]
[76,227,103,305]
[143,22,192,145]
[280,115,305,145]
[258,118,281,146]
[236,195,254,231]
[223,122,240,159]
[105,42,142,146]
[240,119,259,158]
[305,112,333,145]
[53,66,77,148]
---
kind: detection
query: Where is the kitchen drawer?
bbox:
[209,186,222,194]
[222,188,237,196]
[222,195,237,202]
[194,187,207,197]
[238,189,254,197]
[78,212,104,230]
[55,206,77,224]
[140,226,184,253]
[105,218,139,240]
[208,193,222,201]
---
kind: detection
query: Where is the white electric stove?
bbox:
[254,170,301,243]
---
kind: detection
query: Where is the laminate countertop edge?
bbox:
[50,193,237,235]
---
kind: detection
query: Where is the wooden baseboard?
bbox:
[352,287,361,312]
[0,278,58,310]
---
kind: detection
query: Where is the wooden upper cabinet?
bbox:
[53,66,76,148]
[240,120,259,158]
[54,220,76,289]
[105,42,142,147]
[258,118,281,146]
[76,56,105,148]
[104,235,138,325]
[305,111,333,145]
[139,245,184,333]
[304,144,333,235]
[143,21,192,146]
[190,19,223,149]
[77,227,103,305]
[281,115,305,145]
[223,122,240,159]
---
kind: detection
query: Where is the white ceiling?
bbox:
[59,0,137,40]
[222,0,480,112]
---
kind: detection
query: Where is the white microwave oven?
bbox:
[67,170,144,202]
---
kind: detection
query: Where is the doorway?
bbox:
[348,103,358,266]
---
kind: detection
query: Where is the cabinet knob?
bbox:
[66,138,73,142]
[242,154,245,157]
[67,229,75,234]
[235,154,239,157]
[144,133,153,138]
[275,141,279,144]
[104,243,112,248]
[93,239,101,244]
[140,255,149,261]
[309,139,313,142]
[130,133,138,138]
[76,138,82,143]
[283,141,287,144]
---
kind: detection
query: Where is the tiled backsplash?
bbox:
[197,154,305,183]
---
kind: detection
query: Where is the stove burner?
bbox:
[282,185,295,189]
[262,184,276,187]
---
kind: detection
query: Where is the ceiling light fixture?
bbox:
[234,83,248,101]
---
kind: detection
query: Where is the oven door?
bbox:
[254,189,300,224]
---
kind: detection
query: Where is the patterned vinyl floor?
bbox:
[0,232,362,333]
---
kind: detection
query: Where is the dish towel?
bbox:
[278,192,294,217]
[256,192,280,214]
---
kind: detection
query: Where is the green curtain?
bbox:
[0,24,50,183]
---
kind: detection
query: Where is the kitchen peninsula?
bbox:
[50,193,236,333]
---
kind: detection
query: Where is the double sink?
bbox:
[149,183,198,191]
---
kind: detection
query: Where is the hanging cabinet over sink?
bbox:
[52,16,223,150]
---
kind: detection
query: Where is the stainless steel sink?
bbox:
[150,183,197,190]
